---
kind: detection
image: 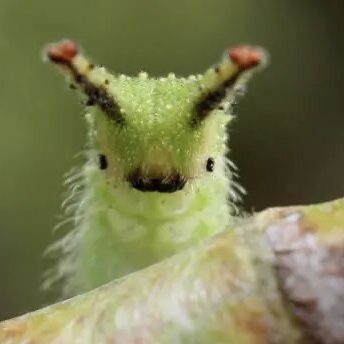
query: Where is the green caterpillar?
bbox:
[43,40,266,297]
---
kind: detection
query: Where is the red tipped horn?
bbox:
[229,46,266,70]
[46,39,79,65]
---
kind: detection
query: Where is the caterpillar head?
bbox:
[45,40,266,193]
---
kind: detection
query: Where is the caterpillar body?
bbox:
[44,40,266,297]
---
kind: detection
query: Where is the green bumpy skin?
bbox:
[43,40,266,296]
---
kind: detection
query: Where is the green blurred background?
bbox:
[0,0,343,320]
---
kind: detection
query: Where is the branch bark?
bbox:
[1,199,344,343]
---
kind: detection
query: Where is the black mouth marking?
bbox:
[128,170,187,193]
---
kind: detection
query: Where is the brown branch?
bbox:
[1,199,343,343]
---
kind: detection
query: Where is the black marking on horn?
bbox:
[74,70,125,125]
[191,71,241,127]
[59,62,124,125]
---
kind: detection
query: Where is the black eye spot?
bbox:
[98,154,108,170]
[206,158,215,172]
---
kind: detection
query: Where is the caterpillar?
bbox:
[43,40,266,297]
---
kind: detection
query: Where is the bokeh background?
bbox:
[0,0,343,320]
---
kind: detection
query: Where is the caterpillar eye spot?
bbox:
[104,79,109,85]
[98,154,108,170]
[206,158,215,172]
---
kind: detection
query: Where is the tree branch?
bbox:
[1,199,343,343]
